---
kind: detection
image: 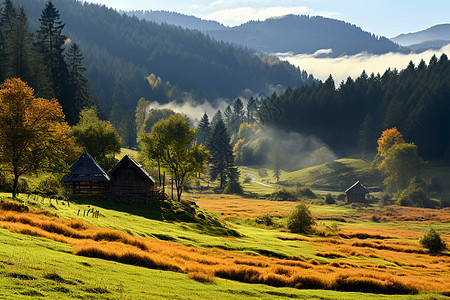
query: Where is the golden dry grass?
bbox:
[1,204,449,295]
[188,194,296,220]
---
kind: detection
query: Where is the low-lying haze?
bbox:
[278,44,450,84]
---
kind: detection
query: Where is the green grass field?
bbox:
[1,155,449,298]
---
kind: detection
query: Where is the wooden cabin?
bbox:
[345,181,369,203]
[62,150,111,194]
[108,155,158,204]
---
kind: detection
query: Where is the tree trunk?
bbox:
[12,172,19,198]
[157,159,161,186]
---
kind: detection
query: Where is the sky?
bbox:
[83,0,450,38]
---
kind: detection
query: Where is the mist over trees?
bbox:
[258,55,450,161]
[13,0,315,147]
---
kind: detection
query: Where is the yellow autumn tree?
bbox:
[377,127,405,158]
[0,78,70,197]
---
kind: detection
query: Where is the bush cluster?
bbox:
[287,202,316,233]
[420,228,446,253]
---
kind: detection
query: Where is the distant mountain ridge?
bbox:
[125,10,226,31]
[128,11,404,57]
[391,24,450,47]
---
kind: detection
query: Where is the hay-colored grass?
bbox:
[1,205,449,295]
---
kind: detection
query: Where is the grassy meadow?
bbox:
[0,155,449,298]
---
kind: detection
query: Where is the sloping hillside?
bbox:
[392,24,450,47]
[15,0,310,112]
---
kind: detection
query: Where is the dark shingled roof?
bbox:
[62,150,111,182]
[109,155,155,185]
[345,181,369,194]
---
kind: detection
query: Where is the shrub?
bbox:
[256,214,273,226]
[271,189,298,201]
[397,177,433,208]
[287,202,316,233]
[420,228,446,253]
[258,169,268,178]
[30,174,67,199]
[243,176,252,184]
[325,194,336,204]
[297,187,317,199]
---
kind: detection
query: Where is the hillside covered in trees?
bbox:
[257,55,450,161]
[13,0,313,107]
[129,12,405,57]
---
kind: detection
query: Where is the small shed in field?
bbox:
[108,155,158,204]
[345,181,369,203]
[62,150,111,194]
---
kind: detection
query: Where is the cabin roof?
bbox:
[62,150,111,182]
[345,181,369,194]
[108,155,155,185]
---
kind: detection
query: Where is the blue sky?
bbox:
[83,0,449,37]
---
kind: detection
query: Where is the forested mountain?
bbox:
[16,0,310,104]
[125,10,226,31]
[10,0,313,146]
[205,15,404,57]
[129,12,404,57]
[257,55,450,161]
[392,24,450,47]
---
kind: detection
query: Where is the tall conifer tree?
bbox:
[197,112,211,146]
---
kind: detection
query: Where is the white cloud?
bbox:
[278,44,450,84]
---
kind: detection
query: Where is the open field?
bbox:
[0,192,449,298]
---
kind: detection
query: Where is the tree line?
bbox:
[257,55,450,161]
[0,0,94,124]
[13,0,316,148]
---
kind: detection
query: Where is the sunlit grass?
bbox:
[0,197,449,296]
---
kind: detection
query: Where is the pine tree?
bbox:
[247,96,256,123]
[272,144,281,183]
[229,98,244,134]
[67,42,92,118]
[211,109,223,128]
[197,112,211,146]
[224,105,232,129]
[6,7,32,81]
[0,0,16,81]
[208,118,234,189]
[359,113,375,159]
[36,1,72,122]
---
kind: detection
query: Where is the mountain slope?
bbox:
[205,15,403,57]
[125,10,226,31]
[391,24,450,48]
[15,0,309,112]
[128,12,404,57]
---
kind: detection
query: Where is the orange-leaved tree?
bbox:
[0,78,70,197]
[377,127,405,158]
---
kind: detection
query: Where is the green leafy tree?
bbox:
[142,114,209,201]
[135,97,149,136]
[70,107,121,170]
[142,108,175,134]
[0,78,70,198]
[380,143,424,192]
